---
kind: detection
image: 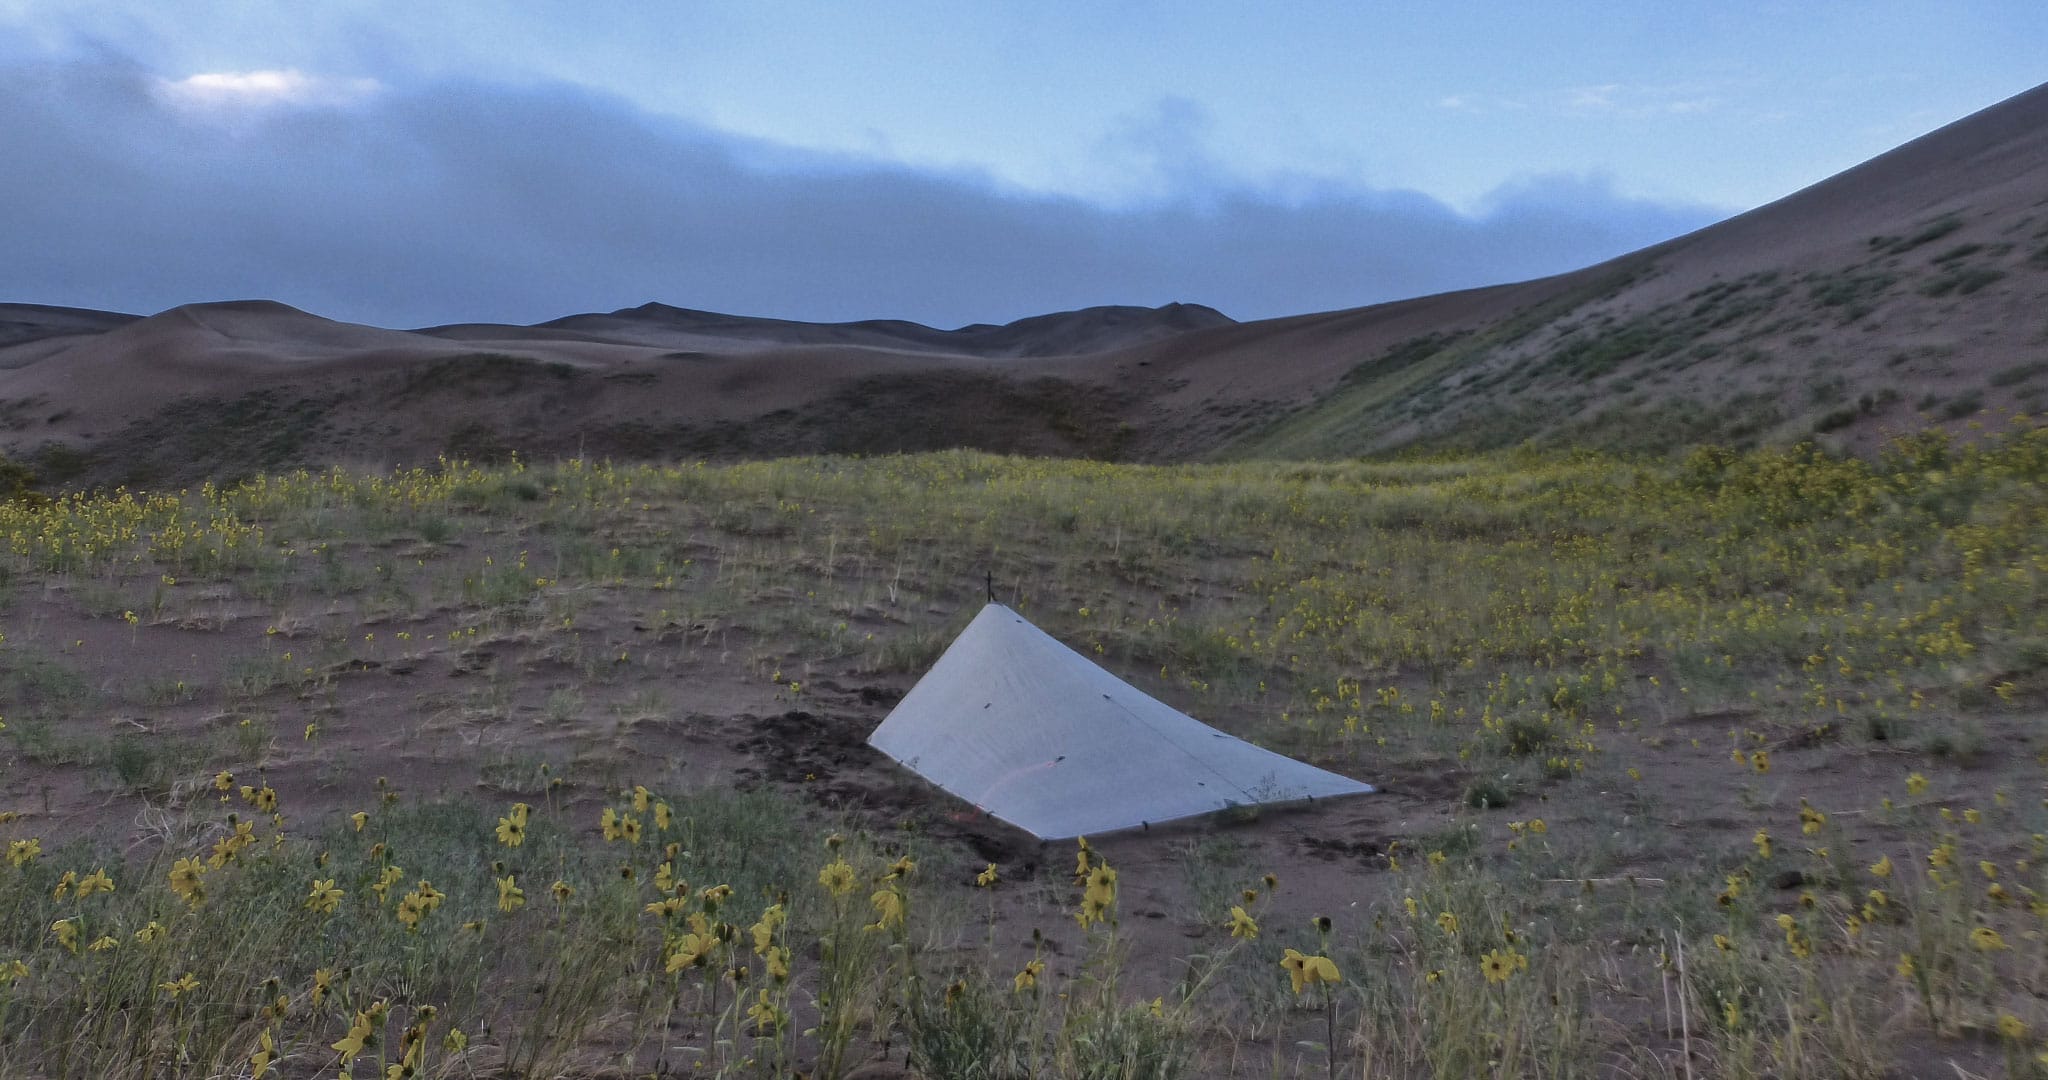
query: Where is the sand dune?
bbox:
[501,300,1234,358]
[0,303,139,350]
[3,82,2045,486]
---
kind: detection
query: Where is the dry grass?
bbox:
[4,421,2048,1076]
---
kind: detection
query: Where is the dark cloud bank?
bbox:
[3,55,1725,328]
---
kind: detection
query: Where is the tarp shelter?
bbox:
[867,604,1373,839]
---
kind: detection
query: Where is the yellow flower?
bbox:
[1713,934,1732,951]
[665,932,715,972]
[1436,912,1459,935]
[867,887,906,932]
[6,838,41,867]
[620,815,642,844]
[414,879,445,912]
[494,804,528,847]
[551,880,574,905]
[600,807,622,842]
[158,972,201,997]
[750,904,785,953]
[350,811,368,832]
[1528,818,1546,834]
[1999,1013,2029,1040]
[1751,750,1770,774]
[51,870,75,899]
[167,856,206,906]
[745,988,787,1032]
[1965,808,1983,825]
[0,960,26,985]
[496,875,525,913]
[333,1009,376,1064]
[653,801,672,831]
[371,865,405,902]
[1971,927,2009,952]
[1280,948,1342,994]
[1227,906,1260,939]
[1752,830,1772,859]
[50,919,79,954]
[1980,860,1998,880]
[250,1029,276,1080]
[1906,772,1928,796]
[766,945,791,982]
[395,892,427,932]
[87,935,118,952]
[632,785,651,813]
[312,967,335,1005]
[1723,999,1741,1030]
[1870,855,1893,878]
[1480,948,1520,984]
[976,862,999,888]
[886,855,917,880]
[818,858,857,897]
[305,878,344,914]
[74,868,114,897]
[213,770,234,792]
[1076,862,1118,926]
[1013,958,1045,992]
[134,921,165,944]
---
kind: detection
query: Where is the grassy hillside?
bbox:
[5,423,2048,1075]
[1229,216,2048,461]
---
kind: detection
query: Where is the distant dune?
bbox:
[4,81,2046,488]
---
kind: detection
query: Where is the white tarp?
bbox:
[867,604,1373,839]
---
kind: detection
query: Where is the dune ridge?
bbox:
[3,82,2046,486]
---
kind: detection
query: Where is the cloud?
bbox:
[1433,92,1530,114]
[1562,82,1722,118]
[0,54,1725,328]
[158,68,382,108]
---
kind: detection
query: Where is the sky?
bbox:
[2,2,2043,328]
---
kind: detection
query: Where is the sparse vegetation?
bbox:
[1870,214,1965,255]
[1992,360,2048,388]
[4,423,2048,1076]
[1921,265,2008,297]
